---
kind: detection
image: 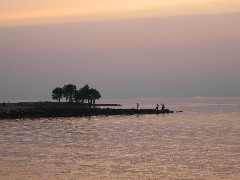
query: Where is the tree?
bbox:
[62,84,77,102]
[73,90,81,102]
[88,88,101,104]
[78,84,90,103]
[52,87,63,102]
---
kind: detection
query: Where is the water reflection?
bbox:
[0,113,240,179]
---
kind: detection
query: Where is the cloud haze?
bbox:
[1,0,240,26]
[1,12,240,100]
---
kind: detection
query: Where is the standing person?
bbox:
[137,103,139,109]
[156,104,159,110]
[161,103,165,111]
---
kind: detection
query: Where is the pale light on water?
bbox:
[0,97,240,179]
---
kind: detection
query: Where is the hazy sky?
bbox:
[0,1,240,100]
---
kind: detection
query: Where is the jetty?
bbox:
[0,102,180,120]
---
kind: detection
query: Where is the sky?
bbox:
[0,0,240,100]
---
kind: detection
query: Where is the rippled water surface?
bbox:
[0,98,240,179]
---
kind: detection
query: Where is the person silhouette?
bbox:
[137,103,139,109]
[156,104,159,110]
[161,103,165,111]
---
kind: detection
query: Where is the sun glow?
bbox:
[1,0,240,26]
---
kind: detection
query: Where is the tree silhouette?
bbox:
[52,84,101,104]
[52,87,63,102]
[88,88,101,104]
[62,84,77,102]
[73,90,81,102]
[78,84,90,103]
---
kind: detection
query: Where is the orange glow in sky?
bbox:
[1,0,240,26]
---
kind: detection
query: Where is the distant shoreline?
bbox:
[0,102,180,120]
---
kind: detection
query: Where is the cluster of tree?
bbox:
[52,84,101,104]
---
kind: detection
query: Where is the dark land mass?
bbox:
[0,102,181,120]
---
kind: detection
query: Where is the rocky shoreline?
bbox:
[0,102,181,120]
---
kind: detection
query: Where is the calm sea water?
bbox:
[0,97,240,179]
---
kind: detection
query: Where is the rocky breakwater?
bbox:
[0,102,181,120]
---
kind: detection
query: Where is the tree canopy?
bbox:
[88,88,101,104]
[51,84,101,104]
[62,84,76,102]
[52,87,63,102]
